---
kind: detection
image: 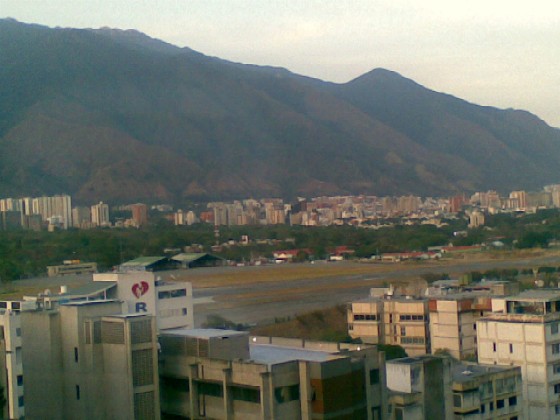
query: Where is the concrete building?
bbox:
[386,355,453,419]
[386,356,522,420]
[159,330,386,419]
[130,203,148,227]
[477,289,560,418]
[72,206,91,228]
[348,292,430,356]
[91,201,110,227]
[24,271,193,332]
[21,300,160,420]
[451,362,522,419]
[429,293,493,360]
[0,310,25,419]
[93,272,194,331]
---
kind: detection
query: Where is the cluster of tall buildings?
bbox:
[173,185,560,228]
[349,281,560,418]
[0,195,149,230]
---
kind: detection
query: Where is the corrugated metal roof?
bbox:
[65,281,117,297]
[120,256,167,267]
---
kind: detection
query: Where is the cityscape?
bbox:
[3,184,560,232]
[1,3,559,420]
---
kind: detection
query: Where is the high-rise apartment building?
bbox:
[91,201,110,226]
[477,289,560,418]
[130,203,148,227]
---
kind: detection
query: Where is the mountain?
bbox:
[1,19,559,204]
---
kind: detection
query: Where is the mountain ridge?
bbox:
[1,19,559,204]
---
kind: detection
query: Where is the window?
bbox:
[400,326,406,336]
[370,369,380,385]
[74,347,79,362]
[15,328,21,337]
[556,404,560,415]
[554,363,560,374]
[553,343,560,354]
[490,402,494,411]
[552,323,559,334]
[554,383,560,394]
[497,399,504,409]
[76,385,80,400]
[509,343,513,353]
[230,386,260,403]
[493,342,497,352]
[453,394,462,408]
[17,375,23,386]
[274,385,299,403]
[509,396,517,406]
[480,404,485,413]
[158,289,187,299]
[182,308,188,316]
[199,382,223,398]
[18,396,23,407]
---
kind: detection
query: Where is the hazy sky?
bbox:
[3,1,559,126]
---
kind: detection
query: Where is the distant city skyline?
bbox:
[2,1,559,127]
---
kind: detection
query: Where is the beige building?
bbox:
[348,294,430,356]
[477,289,560,418]
[452,363,522,419]
[159,329,386,419]
[429,294,493,360]
[0,310,24,419]
[21,299,160,419]
[386,356,522,420]
[386,355,453,419]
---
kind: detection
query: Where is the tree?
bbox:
[378,344,408,360]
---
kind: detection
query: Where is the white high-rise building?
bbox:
[91,201,110,227]
[477,289,560,418]
[31,195,72,229]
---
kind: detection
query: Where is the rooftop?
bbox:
[65,281,117,297]
[120,256,167,267]
[249,343,340,365]
[505,289,560,302]
[163,328,248,339]
[452,363,520,383]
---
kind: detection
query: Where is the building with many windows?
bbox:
[477,289,560,418]
[159,330,386,419]
[348,290,430,356]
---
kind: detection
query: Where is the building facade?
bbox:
[159,330,386,419]
[477,289,560,418]
[348,294,430,356]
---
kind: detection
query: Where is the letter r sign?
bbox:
[136,302,147,312]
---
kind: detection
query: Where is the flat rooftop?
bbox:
[163,328,248,339]
[452,363,520,383]
[249,343,340,365]
[505,289,560,302]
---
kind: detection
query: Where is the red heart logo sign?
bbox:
[132,281,149,298]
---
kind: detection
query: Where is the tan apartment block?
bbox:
[348,297,429,356]
[429,294,493,360]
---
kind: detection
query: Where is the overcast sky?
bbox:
[3,0,559,126]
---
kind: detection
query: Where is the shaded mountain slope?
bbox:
[1,19,559,203]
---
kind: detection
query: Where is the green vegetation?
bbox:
[2,208,560,281]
